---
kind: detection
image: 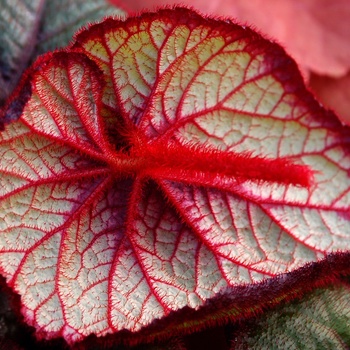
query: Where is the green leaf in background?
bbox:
[0,0,125,106]
[231,282,350,350]
[34,0,125,56]
[0,0,44,104]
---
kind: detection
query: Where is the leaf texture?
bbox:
[1,8,350,344]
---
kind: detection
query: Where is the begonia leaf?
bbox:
[1,7,350,346]
[0,0,125,106]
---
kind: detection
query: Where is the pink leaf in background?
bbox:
[1,8,350,345]
[310,72,350,125]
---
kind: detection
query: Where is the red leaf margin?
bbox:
[1,253,349,349]
[73,252,350,349]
